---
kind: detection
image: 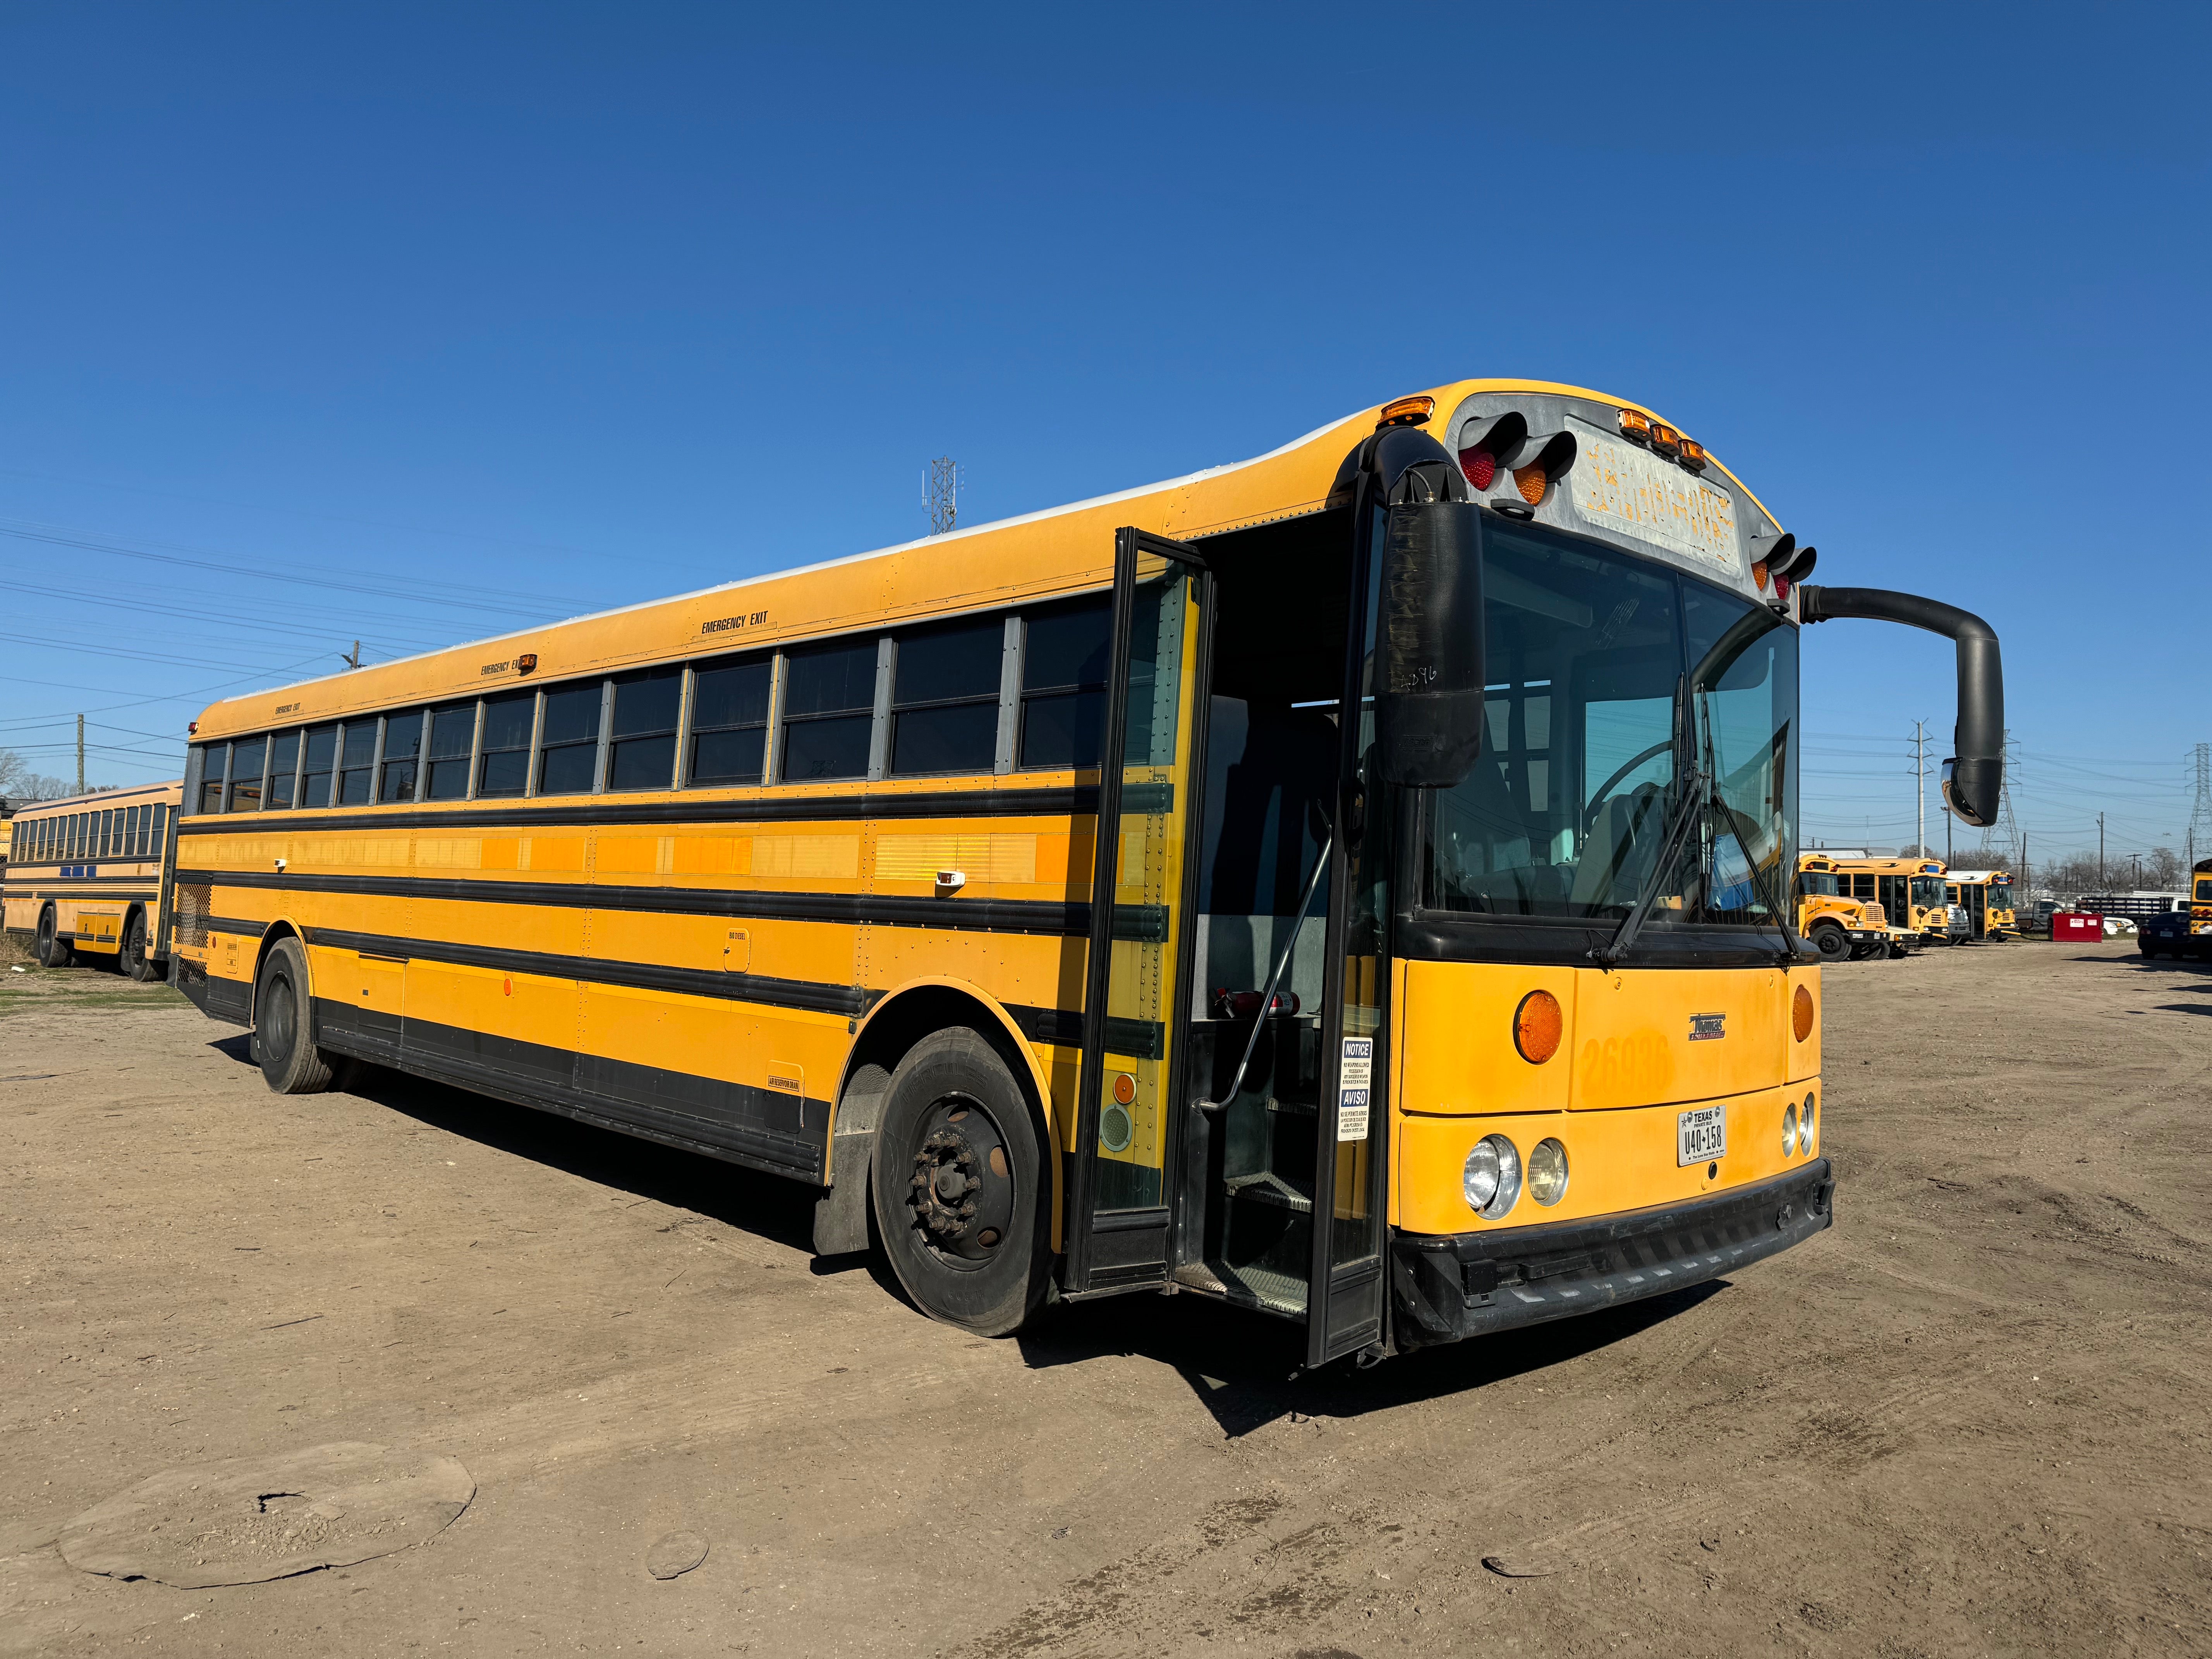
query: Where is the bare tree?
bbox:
[0,750,74,803]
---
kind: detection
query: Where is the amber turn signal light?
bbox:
[1514,989,1564,1064]
[1377,395,1435,429]
[1793,984,1815,1042]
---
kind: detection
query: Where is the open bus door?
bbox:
[1063,529,1214,1296]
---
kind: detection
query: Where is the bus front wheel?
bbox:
[871,1027,1053,1338]
[1811,925,1851,963]
[251,938,339,1095]
[35,906,72,969]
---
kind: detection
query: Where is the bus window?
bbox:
[1018,595,1111,769]
[607,669,682,792]
[476,692,534,797]
[536,683,603,795]
[425,702,477,800]
[688,657,770,786]
[228,736,268,812]
[781,640,877,781]
[379,711,426,802]
[891,616,1001,776]
[267,730,301,811]
[152,804,167,857]
[1801,871,1839,896]
[338,721,376,804]
[302,725,338,808]
[198,745,229,814]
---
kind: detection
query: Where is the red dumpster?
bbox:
[2051,911,2103,941]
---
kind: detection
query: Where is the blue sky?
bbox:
[3,3,2206,863]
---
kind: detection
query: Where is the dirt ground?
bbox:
[3,934,2208,1657]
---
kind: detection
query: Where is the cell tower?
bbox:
[2189,742,2212,868]
[1975,728,2022,869]
[926,457,961,536]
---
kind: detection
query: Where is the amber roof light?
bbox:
[1377,395,1435,429]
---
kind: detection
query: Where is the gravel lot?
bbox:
[3,936,2208,1656]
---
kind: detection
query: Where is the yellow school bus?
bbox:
[1791,853,1890,962]
[169,379,2006,1363]
[1944,868,2017,940]
[1827,854,1958,947]
[2,782,183,979]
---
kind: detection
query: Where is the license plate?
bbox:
[1677,1105,1726,1166]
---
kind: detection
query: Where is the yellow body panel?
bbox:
[1394,1083,1823,1237]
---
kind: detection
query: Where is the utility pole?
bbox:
[76,714,84,795]
[2189,742,2211,869]
[925,458,961,536]
[1912,719,1930,857]
[2098,812,2106,889]
[338,641,362,670]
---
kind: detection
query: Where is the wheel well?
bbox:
[248,922,305,1023]
[830,984,1061,1241]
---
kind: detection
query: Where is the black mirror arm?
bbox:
[1797,585,2004,828]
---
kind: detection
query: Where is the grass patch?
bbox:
[0,958,189,1015]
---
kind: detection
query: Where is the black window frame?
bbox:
[476,689,536,799]
[778,637,879,784]
[606,666,684,793]
[686,651,773,788]
[888,615,1005,778]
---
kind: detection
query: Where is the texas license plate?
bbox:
[1677,1105,1726,1166]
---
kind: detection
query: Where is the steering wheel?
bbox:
[1581,739,1673,836]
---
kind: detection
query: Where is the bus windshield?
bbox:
[1911,876,1947,905]
[1420,521,1798,935]
[1989,881,2013,909]
[1802,872,1839,896]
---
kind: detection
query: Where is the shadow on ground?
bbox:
[204,1032,1733,1435]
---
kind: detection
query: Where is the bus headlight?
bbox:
[1528,1138,1569,1206]
[1463,1135,1522,1219]
[1782,1104,1800,1156]
[1801,1093,1817,1151]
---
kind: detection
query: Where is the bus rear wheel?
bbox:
[35,906,72,969]
[251,938,338,1095]
[1811,924,1851,963]
[122,911,160,982]
[871,1027,1053,1338]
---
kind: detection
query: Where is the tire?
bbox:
[35,906,72,969]
[251,937,337,1095]
[122,910,160,982]
[1811,925,1851,964]
[870,1027,1053,1337]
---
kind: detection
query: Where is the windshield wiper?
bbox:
[1589,768,1709,969]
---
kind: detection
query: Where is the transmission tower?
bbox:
[2189,742,2212,868]
[925,457,961,536]
[1976,728,2022,870]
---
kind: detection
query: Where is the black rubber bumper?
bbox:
[1391,1159,1834,1347]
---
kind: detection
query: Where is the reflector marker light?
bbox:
[1793,984,1815,1042]
[1678,438,1707,471]
[1378,395,1435,429]
[1649,422,1682,456]
[1514,989,1564,1064]
[1618,408,1653,443]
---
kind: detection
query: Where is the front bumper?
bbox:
[1390,1160,1834,1346]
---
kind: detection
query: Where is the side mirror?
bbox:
[1376,501,1486,788]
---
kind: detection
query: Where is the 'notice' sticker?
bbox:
[1338,1037,1372,1142]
